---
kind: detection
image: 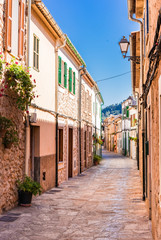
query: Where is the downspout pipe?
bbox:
[55,35,67,187]
[135,91,140,170]
[128,9,145,200]
[25,0,31,176]
[78,66,86,174]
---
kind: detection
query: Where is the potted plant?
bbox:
[2,129,18,148]
[0,116,13,138]
[93,154,102,166]
[16,176,42,206]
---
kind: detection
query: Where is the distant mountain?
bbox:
[102,103,122,120]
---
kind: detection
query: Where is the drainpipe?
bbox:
[135,91,139,170]
[55,35,66,187]
[78,66,86,174]
[128,9,145,200]
[25,0,31,176]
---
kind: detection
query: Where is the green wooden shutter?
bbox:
[69,67,72,92]
[126,106,129,118]
[64,62,67,88]
[58,56,61,84]
[73,72,75,94]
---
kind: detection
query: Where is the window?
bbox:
[64,62,67,88]
[6,0,25,57]
[93,102,95,114]
[69,67,72,92]
[88,94,91,113]
[89,131,92,153]
[33,35,39,71]
[18,0,25,57]
[126,106,129,118]
[73,72,75,94]
[58,129,63,162]
[58,56,61,84]
[146,0,149,34]
[96,102,98,115]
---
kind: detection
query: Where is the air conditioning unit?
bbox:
[30,113,37,123]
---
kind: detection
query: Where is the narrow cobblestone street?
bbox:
[0,150,153,240]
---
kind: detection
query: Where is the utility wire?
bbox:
[96,71,131,83]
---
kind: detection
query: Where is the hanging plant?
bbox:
[129,136,137,142]
[0,52,5,77]
[0,116,13,138]
[2,128,18,149]
[0,58,36,111]
[3,60,36,110]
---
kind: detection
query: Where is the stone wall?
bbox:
[141,1,161,239]
[0,95,25,214]
[0,1,26,214]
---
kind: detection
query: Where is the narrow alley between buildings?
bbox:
[0,150,153,240]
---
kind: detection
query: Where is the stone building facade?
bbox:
[127,0,161,239]
[0,0,103,214]
[0,0,27,213]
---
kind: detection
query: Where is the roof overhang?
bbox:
[130,31,140,94]
[127,0,144,19]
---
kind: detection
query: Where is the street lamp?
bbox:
[119,36,140,64]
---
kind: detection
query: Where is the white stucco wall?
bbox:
[92,88,102,137]
[29,11,56,119]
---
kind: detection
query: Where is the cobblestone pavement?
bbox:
[0,150,153,240]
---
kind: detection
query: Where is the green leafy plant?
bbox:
[97,138,103,145]
[2,129,18,148]
[93,154,102,165]
[0,116,13,130]
[16,176,42,196]
[93,134,103,145]
[0,54,3,77]
[4,60,36,110]
[129,136,137,142]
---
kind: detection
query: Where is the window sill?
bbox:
[58,162,64,170]
[33,66,40,72]
[69,93,75,99]
[58,85,66,93]
[7,50,21,61]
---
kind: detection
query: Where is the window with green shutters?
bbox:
[126,106,129,118]
[58,56,62,84]
[69,67,72,92]
[64,62,67,88]
[73,72,75,94]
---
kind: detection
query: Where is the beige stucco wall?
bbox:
[30,9,56,114]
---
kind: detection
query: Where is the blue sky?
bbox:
[43,0,139,107]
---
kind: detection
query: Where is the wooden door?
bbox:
[84,131,87,168]
[68,128,73,178]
